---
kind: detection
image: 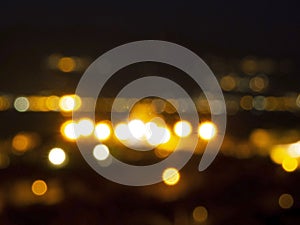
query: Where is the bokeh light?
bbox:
[77,118,94,137]
[193,206,208,223]
[146,122,170,146]
[57,57,76,72]
[59,95,81,112]
[93,144,110,161]
[279,194,294,209]
[60,120,79,141]
[220,75,236,91]
[174,120,192,138]
[94,122,111,141]
[128,119,146,140]
[162,168,180,186]
[31,180,47,196]
[48,148,66,166]
[282,157,298,172]
[115,123,130,141]
[14,97,30,112]
[198,122,216,140]
[12,133,32,152]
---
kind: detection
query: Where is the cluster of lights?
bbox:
[270,141,300,172]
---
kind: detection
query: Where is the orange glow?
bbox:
[59,95,81,112]
[162,168,180,186]
[279,194,294,209]
[57,57,76,72]
[220,75,236,91]
[32,180,47,196]
[282,157,298,172]
[198,122,217,140]
[60,120,79,141]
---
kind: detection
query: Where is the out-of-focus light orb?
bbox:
[60,120,79,141]
[249,76,267,92]
[282,157,298,172]
[59,95,81,112]
[240,95,253,110]
[174,120,192,138]
[279,193,294,209]
[57,57,76,72]
[94,122,111,141]
[45,95,60,111]
[115,123,130,141]
[93,144,110,161]
[128,119,146,139]
[77,118,94,137]
[31,180,47,196]
[14,97,30,112]
[288,142,300,158]
[198,122,216,140]
[12,134,31,152]
[193,206,208,223]
[48,148,66,165]
[270,146,289,165]
[220,75,236,91]
[162,168,180,186]
[146,122,170,146]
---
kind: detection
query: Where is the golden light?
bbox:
[198,122,216,140]
[174,120,192,138]
[240,95,253,110]
[60,120,79,141]
[282,157,298,172]
[14,97,29,112]
[115,123,130,141]
[93,144,110,161]
[287,142,300,158]
[12,133,31,152]
[45,95,60,111]
[77,118,94,137]
[270,146,289,165]
[146,122,171,146]
[220,75,236,91]
[193,206,208,223]
[128,119,146,139]
[31,180,47,196]
[57,57,76,72]
[59,95,81,112]
[249,76,267,92]
[250,129,272,149]
[48,148,66,166]
[94,122,111,141]
[162,168,180,186]
[279,194,294,209]
[0,95,10,111]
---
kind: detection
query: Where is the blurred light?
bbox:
[77,118,94,137]
[57,57,76,72]
[270,146,289,165]
[174,121,192,138]
[31,180,47,196]
[241,57,258,75]
[296,94,300,108]
[60,120,79,141]
[288,142,300,158]
[14,97,29,112]
[151,99,166,113]
[250,129,272,149]
[128,119,146,139]
[193,206,208,223]
[240,95,253,110]
[146,122,171,146]
[59,95,81,112]
[48,148,66,166]
[95,122,111,141]
[253,96,266,111]
[115,123,130,141]
[93,144,110,161]
[249,76,268,92]
[0,96,10,111]
[12,133,31,152]
[162,168,180,186]
[45,95,60,111]
[220,75,236,91]
[198,122,216,140]
[282,157,298,172]
[0,154,10,169]
[279,194,294,209]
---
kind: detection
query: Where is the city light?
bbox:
[48,148,66,166]
[31,180,48,196]
[279,193,294,209]
[162,168,180,186]
[77,118,94,137]
[174,120,192,138]
[60,120,79,141]
[93,144,110,161]
[193,206,208,223]
[94,122,111,141]
[14,97,30,112]
[198,122,216,140]
[59,95,81,112]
